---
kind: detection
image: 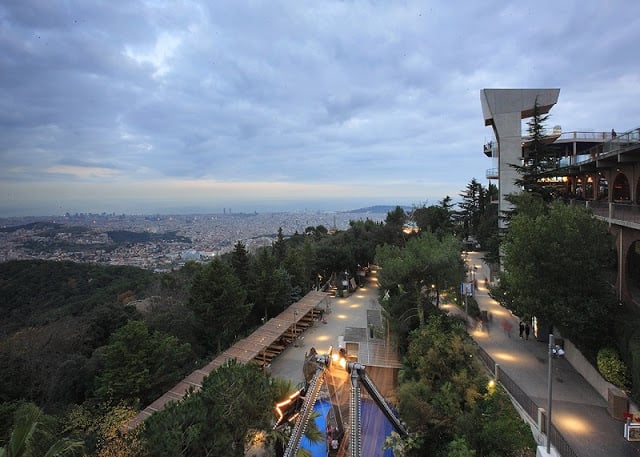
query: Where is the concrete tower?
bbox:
[480,88,560,228]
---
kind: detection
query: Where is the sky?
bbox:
[1,1,640,217]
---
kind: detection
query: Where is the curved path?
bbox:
[461,251,640,457]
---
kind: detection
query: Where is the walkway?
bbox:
[269,271,400,387]
[461,251,640,457]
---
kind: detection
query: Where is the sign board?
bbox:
[461,282,474,296]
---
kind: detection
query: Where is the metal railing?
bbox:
[574,127,640,166]
[475,344,579,457]
[580,200,640,227]
[485,167,498,179]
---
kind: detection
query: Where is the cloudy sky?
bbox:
[1,1,639,217]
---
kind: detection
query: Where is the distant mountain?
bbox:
[345,205,412,214]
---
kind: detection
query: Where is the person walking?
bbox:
[524,322,530,340]
[501,319,512,337]
[519,321,525,339]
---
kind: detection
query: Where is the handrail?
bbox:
[572,127,640,166]
[579,200,640,227]
[475,344,579,457]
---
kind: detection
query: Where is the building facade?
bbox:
[481,88,640,307]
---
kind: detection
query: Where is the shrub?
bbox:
[597,347,630,389]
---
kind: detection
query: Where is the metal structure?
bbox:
[281,349,408,457]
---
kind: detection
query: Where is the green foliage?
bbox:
[413,198,454,239]
[458,386,535,457]
[447,437,475,457]
[383,206,408,246]
[0,322,93,409]
[141,360,276,457]
[283,245,311,299]
[93,320,192,405]
[61,402,143,457]
[399,314,485,453]
[510,100,558,202]
[376,232,465,335]
[230,241,250,286]
[463,295,481,321]
[248,249,293,322]
[188,258,250,352]
[501,203,616,349]
[597,347,630,389]
[458,180,499,253]
[0,403,83,457]
[0,260,153,334]
[272,227,287,264]
[398,313,535,457]
[458,179,484,240]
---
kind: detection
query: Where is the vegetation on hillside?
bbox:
[0,174,596,457]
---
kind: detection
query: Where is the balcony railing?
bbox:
[574,200,640,228]
[483,141,497,158]
[574,127,640,166]
[486,168,498,179]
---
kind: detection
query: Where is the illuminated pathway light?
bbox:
[555,412,593,435]
[492,352,520,363]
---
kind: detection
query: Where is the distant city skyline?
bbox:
[2,1,639,218]
[0,194,421,219]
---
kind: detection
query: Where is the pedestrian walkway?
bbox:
[269,271,399,386]
[461,251,640,457]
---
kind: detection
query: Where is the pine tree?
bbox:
[458,178,483,240]
[511,99,558,201]
[272,227,287,265]
[230,240,250,286]
[188,258,249,352]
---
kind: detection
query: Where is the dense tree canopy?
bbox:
[230,240,250,287]
[413,197,455,240]
[141,360,276,457]
[376,231,465,332]
[511,100,559,202]
[0,403,84,457]
[93,320,192,405]
[248,248,292,322]
[188,258,250,352]
[398,314,535,456]
[499,202,617,348]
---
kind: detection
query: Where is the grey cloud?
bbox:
[1,0,640,216]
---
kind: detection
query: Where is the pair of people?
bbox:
[326,425,339,450]
[518,321,530,340]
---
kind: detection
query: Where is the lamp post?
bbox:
[293,310,298,346]
[546,333,553,454]
[546,333,563,455]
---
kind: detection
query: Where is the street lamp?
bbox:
[546,333,564,455]
[293,310,298,346]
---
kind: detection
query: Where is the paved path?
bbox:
[269,275,384,385]
[463,251,640,457]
